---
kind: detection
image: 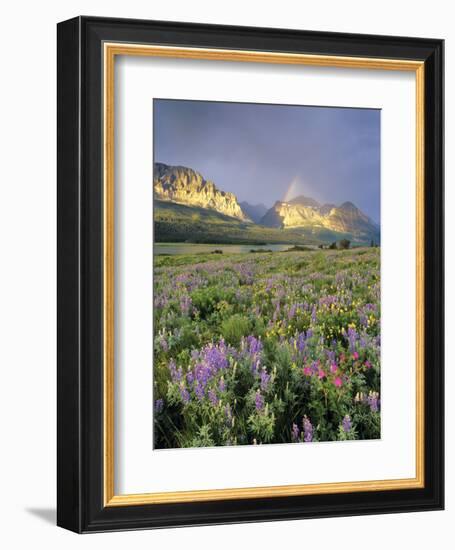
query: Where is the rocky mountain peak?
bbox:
[288,195,321,208]
[154,163,251,222]
[260,195,379,242]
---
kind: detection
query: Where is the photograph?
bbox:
[153,99,381,449]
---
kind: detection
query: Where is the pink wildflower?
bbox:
[334,377,343,388]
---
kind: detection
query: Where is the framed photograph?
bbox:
[57,16,444,533]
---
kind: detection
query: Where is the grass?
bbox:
[154,200,373,246]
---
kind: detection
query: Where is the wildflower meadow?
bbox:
[153,248,380,449]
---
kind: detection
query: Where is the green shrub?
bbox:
[220,314,251,346]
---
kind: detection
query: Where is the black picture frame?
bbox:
[57,16,444,533]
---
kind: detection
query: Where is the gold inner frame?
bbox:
[103,43,425,507]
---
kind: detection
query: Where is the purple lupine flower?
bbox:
[255,390,264,411]
[203,342,229,371]
[291,423,300,442]
[342,415,352,432]
[168,359,182,382]
[159,337,169,352]
[335,272,344,284]
[154,398,164,413]
[260,369,271,392]
[303,416,313,442]
[186,370,194,385]
[154,293,169,309]
[297,332,306,353]
[347,327,358,353]
[193,364,206,385]
[218,377,226,392]
[179,294,192,315]
[311,305,317,324]
[359,335,368,348]
[367,392,380,412]
[246,335,263,356]
[194,381,205,401]
[180,386,190,404]
[208,388,218,406]
[235,262,254,285]
[168,358,176,379]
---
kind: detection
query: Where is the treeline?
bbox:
[318,239,380,250]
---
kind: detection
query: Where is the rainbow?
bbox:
[282,176,315,203]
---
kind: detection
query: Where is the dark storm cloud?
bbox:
[154,99,380,223]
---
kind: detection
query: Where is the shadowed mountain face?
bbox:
[239,201,269,223]
[154,162,251,222]
[154,162,380,245]
[260,197,379,243]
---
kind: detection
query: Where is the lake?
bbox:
[154,243,294,255]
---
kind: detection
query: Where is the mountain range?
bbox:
[154,162,380,245]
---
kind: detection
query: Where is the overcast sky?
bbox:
[154,99,380,223]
